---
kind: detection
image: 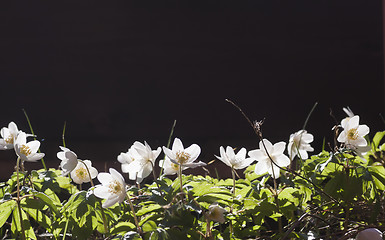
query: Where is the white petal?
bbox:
[172,138,184,152]
[275,154,291,168]
[348,115,360,128]
[272,142,286,156]
[357,125,370,136]
[98,172,113,185]
[259,139,273,153]
[254,161,269,175]
[110,168,124,183]
[94,186,112,199]
[185,144,201,161]
[27,140,40,153]
[248,149,266,161]
[26,153,45,162]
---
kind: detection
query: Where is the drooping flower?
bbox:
[57,146,78,176]
[215,146,254,169]
[162,138,205,170]
[14,132,45,162]
[117,146,142,179]
[337,115,369,148]
[287,130,314,160]
[248,139,290,179]
[205,203,226,223]
[94,168,127,208]
[0,122,21,150]
[70,160,98,185]
[126,141,161,184]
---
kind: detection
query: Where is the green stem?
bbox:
[16,157,26,240]
[160,120,177,177]
[62,121,67,148]
[231,167,236,197]
[98,200,109,234]
[127,195,143,236]
[62,217,70,240]
[178,164,183,193]
[22,109,47,170]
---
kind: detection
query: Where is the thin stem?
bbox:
[22,109,47,170]
[80,160,94,187]
[160,120,177,177]
[302,102,318,130]
[231,167,236,197]
[62,121,67,148]
[62,217,70,240]
[127,195,143,236]
[98,200,109,234]
[15,157,26,240]
[178,164,183,193]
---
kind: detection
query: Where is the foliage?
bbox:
[0,112,384,239]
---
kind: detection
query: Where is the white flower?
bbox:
[0,122,21,150]
[94,168,127,208]
[126,141,161,184]
[355,228,382,240]
[57,146,78,176]
[159,157,187,176]
[14,132,45,162]
[117,146,142,179]
[248,139,290,179]
[337,115,369,148]
[287,130,314,160]
[215,146,254,169]
[206,203,226,223]
[70,160,98,185]
[162,138,206,170]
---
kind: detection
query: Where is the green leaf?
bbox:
[31,190,60,216]
[11,205,36,239]
[142,220,157,233]
[111,221,137,235]
[0,200,16,228]
[136,203,163,217]
[372,131,385,149]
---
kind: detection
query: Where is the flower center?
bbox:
[75,168,88,180]
[109,180,123,194]
[171,163,179,171]
[347,128,359,140]
[176,151,190,164]
[20,145,32,156]
[5,135,14,144]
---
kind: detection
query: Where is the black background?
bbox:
[0,1,384,180]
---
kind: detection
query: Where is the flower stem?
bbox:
[98,200,109,234]
[178,164,183,193]
[22,109,47,170]
[15,157,26,240]
[231,167,236,197]
[127,195,143,236]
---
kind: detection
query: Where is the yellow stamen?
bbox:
[5,135,14,144]
[75,168,88,180]
[109,180,123,194]
[20,145,32,156]
[176,151,190,164]
[347,128,359,140]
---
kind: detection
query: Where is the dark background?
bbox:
[0,1,384,180]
